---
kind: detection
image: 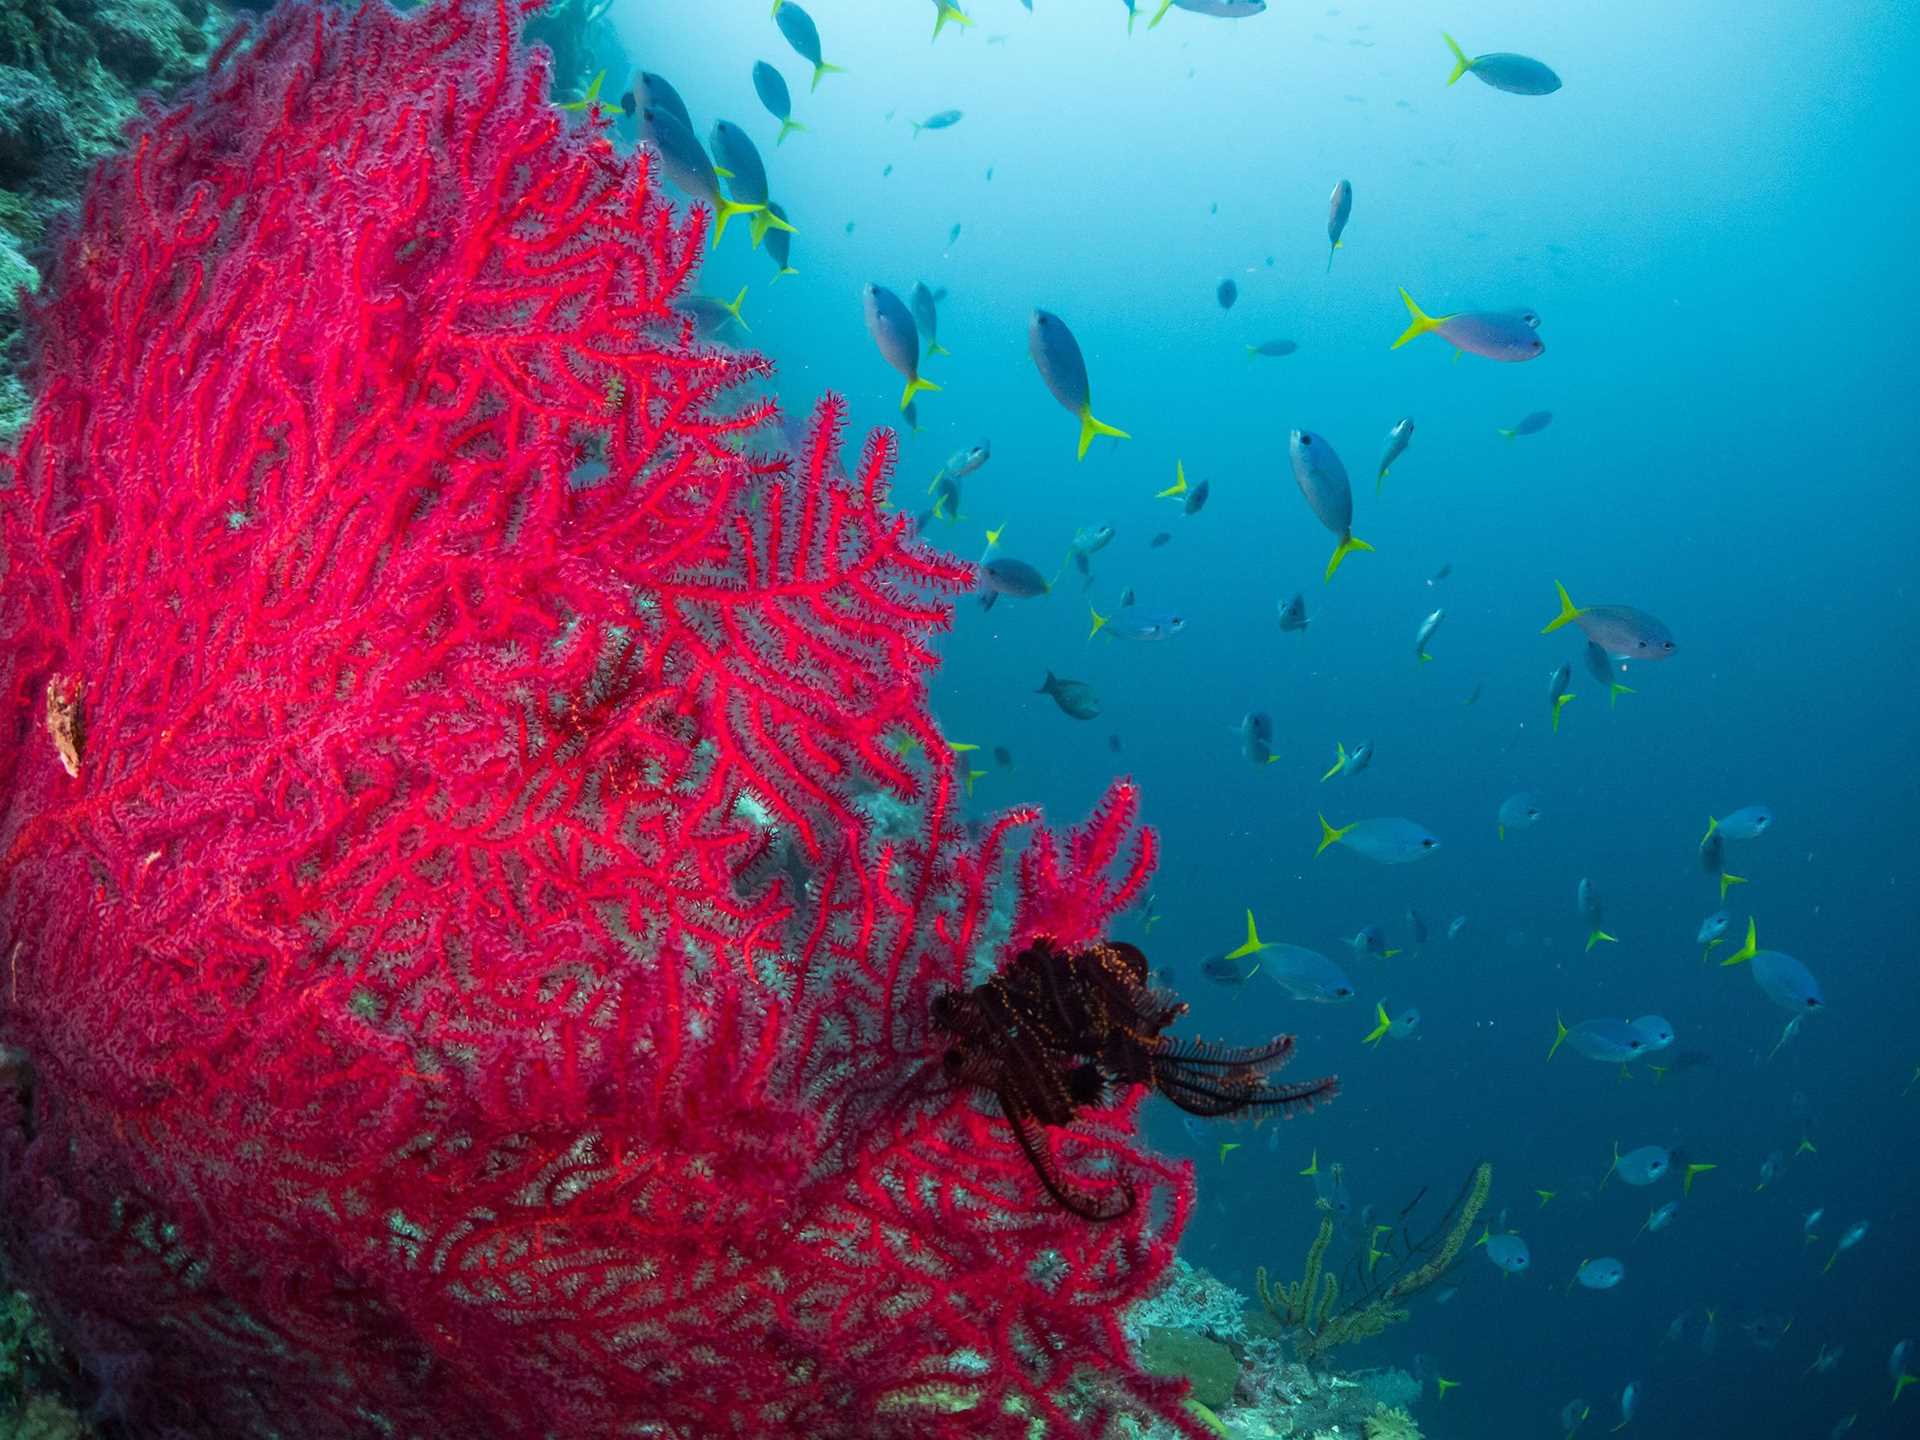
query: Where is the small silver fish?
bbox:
[1326,178,1352,270]
[1414,608,1445,663]
[1498,410,1553,440]
[1277,592,1311,633]
[911,108,964,137]
[1376,417,1413,492]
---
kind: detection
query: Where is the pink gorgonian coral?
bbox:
[0,2,1241,1435]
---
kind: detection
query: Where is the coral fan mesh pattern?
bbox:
[0,3,1197,1436]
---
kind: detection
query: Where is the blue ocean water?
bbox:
[620,2,1918,1435]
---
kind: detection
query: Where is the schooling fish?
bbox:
[1319,740,1372,781]
[1240,711,1279,765]
[1277,592,1311,633]
[1481,1231,1531,1274]
[1217,277,1239,309]
[1447,915,1468,941]
[1604,1143,1671,1188]
[1347,926,1400,960]
[1542,581,1677,659]
[925,0,973,42]
[1407,908,1429,945]
[762,202,798,280]
[1584,640,1636,708]
[1577,878,1618,951]
[774,2,846,92]
[910,282,951,358]
[1264,946,1356,1003]
[1638,1201,1680,1239]
[1035,670,1100,720]
[1289,429,1374,582]
[1573,1257,1625,1291]
[1317,814,1440,864]
[1414,608,1445,663]
[639,107,766,247]
[626,71,693,132]
[911,108,964,137]
[978,557,1049,611]
[1706,806,1774,842]
[1443,32,1562,95]
[1548,1015,1651,1064]
[709,122,797,248]
[1697,909,1731,957]
[1376,417,1414,492]
[931,440,990,494]
[1150,0,1268,25]
[1698,823,1746,901]
[751,60,806,144]
[1393,288,1545,361]
[1029,309,1130,460]
[681,288,750,339]
[1089,598,1186,641]
[1721,919,1825,1012]
[1496,792,1541,840]
[1247,338,1298,358]
[1059,523,1116,586]
[1547,662,1576,733]
[1363,1001,1420,1045]
[1326,178,1353,271]
[1498,409,1553,440]
[864,283,941,410]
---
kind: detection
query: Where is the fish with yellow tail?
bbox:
[1547,662,1576,733]
[926,0,972,42]
[864,283,940,411]
[1289,429,1374,582]
[1363,1001,1392,1048]
[638,106,768,248]
[774,2,847,92]
[1392,286,1545,361]
[1441,32,1562,95]
[1029,309,1130,460]
[1316,814,1440,864]
[1541,580,1678,658]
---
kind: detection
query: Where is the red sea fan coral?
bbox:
[0,2,1209,1436]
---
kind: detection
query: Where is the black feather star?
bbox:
[931,938,1338,1221]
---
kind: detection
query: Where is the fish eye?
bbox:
[1421,838,1436,848]
[1300,434,1313,446]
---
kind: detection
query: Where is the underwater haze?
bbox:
[622,1,1916,1436]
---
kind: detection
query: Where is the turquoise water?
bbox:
[621,2,1916,1435]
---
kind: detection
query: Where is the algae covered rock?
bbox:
[1139,1326,1241,1410]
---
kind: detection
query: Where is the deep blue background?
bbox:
[619,2,1917,1434]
